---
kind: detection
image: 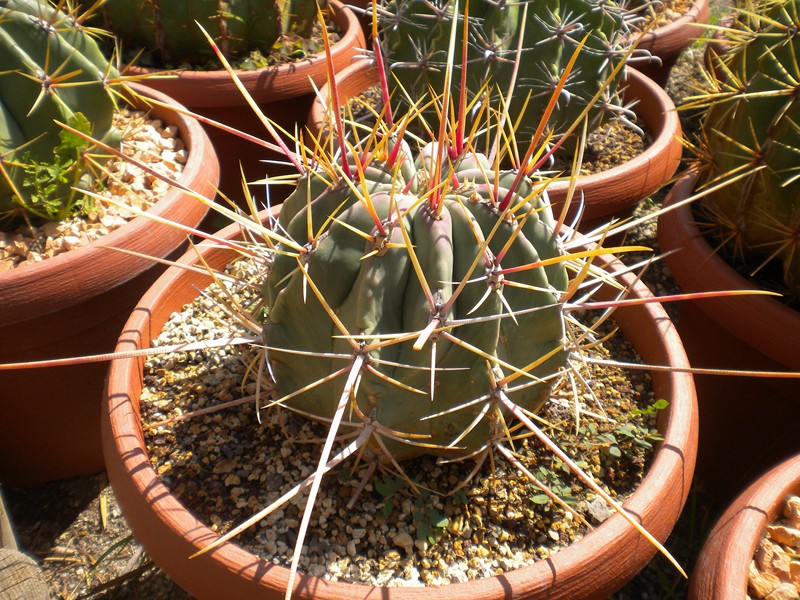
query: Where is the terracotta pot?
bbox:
[658,172,800,503]
[103,210,698,599]
[627,0,710,87]
[307,64,682,228]
[124,1,365,209]
[689,453,800,599]
[0,85,216,487]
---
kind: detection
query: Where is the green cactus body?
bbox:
[380,0,628,148]
[0,0,120,217]
[700,0,800,294]
[264,143,567,461]
[94,0,320,64]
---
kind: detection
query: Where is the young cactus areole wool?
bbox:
[265,142,568,461]
[0,0,120,220]
[90,0,323,64]
[695,0,800,296]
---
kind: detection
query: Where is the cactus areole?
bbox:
[263,142,568,461]
[0,0,120,215]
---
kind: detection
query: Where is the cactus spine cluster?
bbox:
[379,0,630,149]
[93,0,323,64]
[0,0,120,219]
[263,141,568,461]
[698,0,800,296]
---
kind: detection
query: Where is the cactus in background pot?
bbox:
[378,0,632,150]
[0,0,120,222]
[694,0,800,296]
[90,0,325,65]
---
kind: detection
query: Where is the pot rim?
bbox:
[120,1,366,108]
[307,64,683,224]
[0,83,216,326]
[104,209,698,599]
[626,0,710,57]
[689,453,800,599]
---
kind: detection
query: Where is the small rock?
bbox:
[750,562,782,599]
[765,583,800,600]
[393,532,414,554]
[791,562,800,587]
[756,538,777,572]
[785,496,800,528]
[586,497,612,522]
[768,525,800,547]
[39,222,63,237]
[213,458,236,474]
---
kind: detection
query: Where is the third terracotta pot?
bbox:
[0,85,215,486]
[658,171,800,504]
[125,1,365,210]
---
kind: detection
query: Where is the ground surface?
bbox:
[2,4,738,598]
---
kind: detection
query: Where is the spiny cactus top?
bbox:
[0,0,120,219]
[698,0,800,296]
[92,0,322,65]
[263,140,568,461]
[379,0,630,150]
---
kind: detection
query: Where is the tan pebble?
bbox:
[765,583,800,600]
[769,525,800,547]
[224,474,240,486]
[757,538,778,572]
[213,458,236,474]
[785,496,800,528]
[39,222,62,237]
[392,532,414,554]
[161,149,177,163]
[0,259,14,272]
[25,252,42,264]
[163,124,178,138]
[446,516,462,536]
[790,562,800,587]
[750,564,782,598]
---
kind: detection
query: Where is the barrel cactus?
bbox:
[695,0,800,296]
[264,140,568,460]
[0,0,120,221]
[379,0,631,149]
[90,0,323,65]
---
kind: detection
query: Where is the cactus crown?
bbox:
[688,0,800,297]
[0,0,121,223]
[90,0,325,65]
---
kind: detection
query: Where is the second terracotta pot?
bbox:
[308,64,682,228]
